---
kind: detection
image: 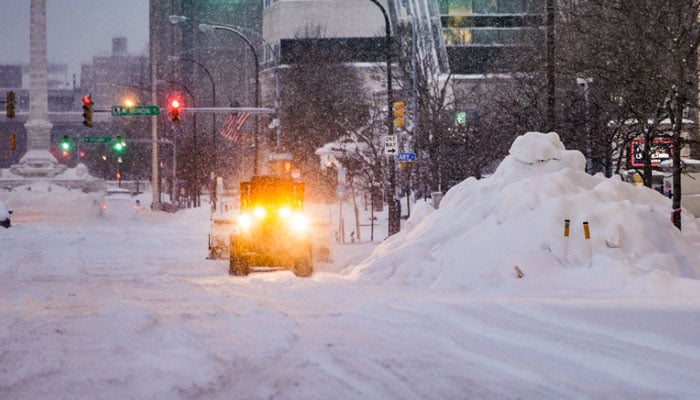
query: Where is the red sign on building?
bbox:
[630,139,672,167]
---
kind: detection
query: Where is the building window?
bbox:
[442,27,542,46]
[443,28,473,45]
[264,42,280,65]
[440,0,544,14]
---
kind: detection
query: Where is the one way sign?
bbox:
[384,135,397,156]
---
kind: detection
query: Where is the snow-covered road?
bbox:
[2,183,700,399]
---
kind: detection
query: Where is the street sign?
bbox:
[268,152,293,161]
[396,152,416,162]
[111,105,160,117]
[384,135,398,156]
[83,136,112,143]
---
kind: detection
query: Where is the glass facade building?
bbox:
[438,0,545,74]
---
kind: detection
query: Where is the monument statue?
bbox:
[11,0,66,177]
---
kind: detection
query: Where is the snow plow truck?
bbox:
[229,175,313,277]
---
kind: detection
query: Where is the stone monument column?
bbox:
[11,0,65,177]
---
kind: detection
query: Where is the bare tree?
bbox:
[559,0,700,229]
[280,25,369,200]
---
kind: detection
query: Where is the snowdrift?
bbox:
[349,132,700,293]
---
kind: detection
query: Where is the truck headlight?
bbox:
[289,213,308,233]
[253,206,267,219]
[239,213,253,231]
[278,206,292,218]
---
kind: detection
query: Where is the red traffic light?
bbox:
[169,98,181,122]
[82,95,93,127]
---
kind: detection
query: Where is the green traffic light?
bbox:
[60,135,71,151]
[113,136,126,153]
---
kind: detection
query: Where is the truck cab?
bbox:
[229,175,313,277]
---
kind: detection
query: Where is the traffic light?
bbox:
[82,95,93,127]
[169,98,181,122]
[9,134,16,150]
[112,135,126,153]
[59,134,72,152]
[393,101,405,128]
[6,91,16,118]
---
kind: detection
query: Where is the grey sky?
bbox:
[0,0,149,80]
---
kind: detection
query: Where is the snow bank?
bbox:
[349,132,700,293]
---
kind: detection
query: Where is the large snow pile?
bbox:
[349,132,700,293]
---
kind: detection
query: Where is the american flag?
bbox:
[220,112,250,142]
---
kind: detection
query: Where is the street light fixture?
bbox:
[169,15,262,175]
[167,55,220,206]
[198,22,261,175]
[157,79,197,205]
[368,0,400,236]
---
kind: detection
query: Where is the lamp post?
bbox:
[168,55,218,181]
[160,79,196,205]
[169,15,261,175]
[198,23,260,175]
[368,0,400,236]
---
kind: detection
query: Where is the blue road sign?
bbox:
[396,152,416,162]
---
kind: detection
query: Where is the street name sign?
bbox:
[83,136,112,143]
[111,105,160,117]
[268,152,293,161]
[396,152,416,162]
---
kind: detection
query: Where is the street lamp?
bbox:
[159,79,197,205]
[198,22,261,175]
[169,15,262,175]
[167,55,218,178]
[368,0,400,236]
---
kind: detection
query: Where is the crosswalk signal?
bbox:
[6,91,16,119]
[9,134,16,150]
[393,101,405,128]
[169,98,181,122]
[82,95,93,127]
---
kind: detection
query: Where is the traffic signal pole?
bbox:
[150,6,161,211]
